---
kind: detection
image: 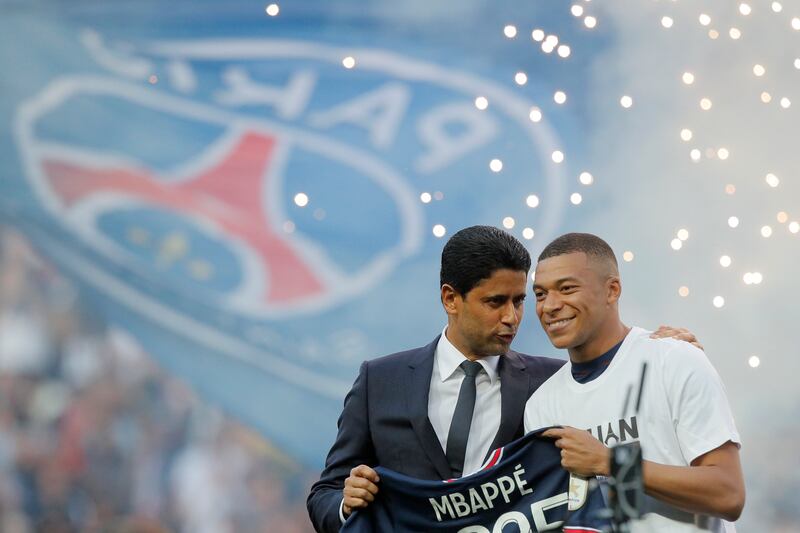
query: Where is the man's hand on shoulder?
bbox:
[342,464,380,518]
[543,426,610,477]
[650,325,704,351]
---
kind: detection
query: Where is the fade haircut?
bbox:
[537,232,618,273]
[440,225,531,296]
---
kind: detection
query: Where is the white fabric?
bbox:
[428,327,502,477]
[524,327,741,533]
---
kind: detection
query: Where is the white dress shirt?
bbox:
[428,327,502,477]
[339,328,503,523]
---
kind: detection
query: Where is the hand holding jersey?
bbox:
[541,426,611,478]
[524,233,745,532]
[343,465,380,516]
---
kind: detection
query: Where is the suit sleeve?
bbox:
[307,361,378,533]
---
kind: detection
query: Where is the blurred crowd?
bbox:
[0,226,314,533]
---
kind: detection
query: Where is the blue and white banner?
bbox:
[1,1,582,467]
[2,4,797,504]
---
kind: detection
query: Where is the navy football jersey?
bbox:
[341,428,611,532]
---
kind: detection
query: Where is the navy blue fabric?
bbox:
[307,336,566,533]
[341,428,611,532]
[571,339,624,384]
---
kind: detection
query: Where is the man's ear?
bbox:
[607,276,622,304]
[441,284,461,314]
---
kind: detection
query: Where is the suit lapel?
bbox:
[487,350,529,456]
[406,336,453,479]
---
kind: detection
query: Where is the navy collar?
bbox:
[571,338,624,384]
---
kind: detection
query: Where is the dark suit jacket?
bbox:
[306,336,565,533]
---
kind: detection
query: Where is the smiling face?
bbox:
[533,251,622,361]
[442,268,528,360]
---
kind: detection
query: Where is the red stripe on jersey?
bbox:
[481,448,503,470]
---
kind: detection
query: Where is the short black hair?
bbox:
[440,225,531,296]
[537,232,617,267]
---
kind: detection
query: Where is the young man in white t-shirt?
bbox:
[523,233,745,532]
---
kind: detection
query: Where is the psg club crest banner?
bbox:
[0,0,594,466]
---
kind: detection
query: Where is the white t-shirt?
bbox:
[524,327,741,533]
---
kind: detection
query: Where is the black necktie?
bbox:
[445,360,483,478]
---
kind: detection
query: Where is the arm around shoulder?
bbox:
[307,361,377,533]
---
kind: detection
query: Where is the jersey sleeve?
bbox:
[563,475,611,532]
[660,343,741,463]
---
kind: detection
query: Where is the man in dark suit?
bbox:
[307,226,698,533]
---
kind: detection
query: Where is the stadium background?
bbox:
[1,0,798,530]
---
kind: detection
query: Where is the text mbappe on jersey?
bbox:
[341,429,611,532]
[430,463,597,532]
[429,463,533,521]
